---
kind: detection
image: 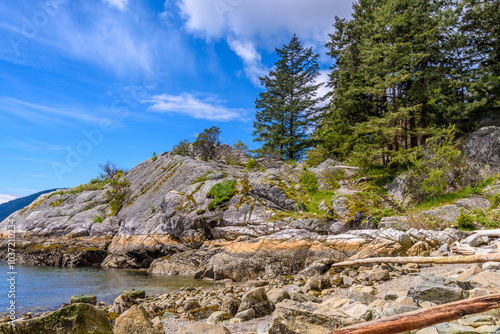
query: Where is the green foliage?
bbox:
[152,152,158,162]
[306,147,329,167]
[207,180,237,211]
[192,171,213,184]
[149,204,156,214]
[253,35,323,161]
[106,172,130,215]
[409,126,465,199]
[50,198,65,207]
[300,170,319,194]
[471,208,500,228]
[196,209,206,215]
[491,194,500,210]
[193,126,221,161]
[369,208,397,226]
[171,139,192,157]
[322,169,345,190]
[456,210,475,230]
[93,215,104,223]
[246,159,257,171]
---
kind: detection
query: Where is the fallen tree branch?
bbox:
[330,253,500,268]
[473,229,500,237]
[330,292,500,334]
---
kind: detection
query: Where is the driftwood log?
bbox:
[330,292,500,334]
[330,253,500,268]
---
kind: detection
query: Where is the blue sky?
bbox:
[0,0,353,202]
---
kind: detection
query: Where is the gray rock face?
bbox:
[462,126,500,173]
[407,275,464,305]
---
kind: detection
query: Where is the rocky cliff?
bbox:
[1,127,499,282]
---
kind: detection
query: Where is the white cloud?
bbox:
[105,0,129,11]
[174,0,353,85]
[0,194,19,205]
[143,93,245,121]
[227,38,268,85]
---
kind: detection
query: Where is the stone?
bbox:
[266,288,290,306]
[70,295,97,305]
[470,271,500,288]
[183,298,201,313]
[298,261,329,276]
[234,309,255,321]
[463,127,500,172]
[378,228,413,250]
[221,296,240,316]
[0,303,113,334]
[380,305,419,318]
[183,305,219,321]
[367,269,390,282]
[347,289,379,305]
[407,275,464,305]
[415,327,439,334]
[458,315,496,328]
[482,262,500,271]
[463,234,485,247]
[456,265,483,282]
[303,275,331,293]
[109,294,136,314]
[114,305,160,334]
[434,322,478,334]
[237,287,272,318]
[177,323,231,334]
[378,217,410,231]
[206,311,233,325]
[290,292,321,304]
[343,303,372,321]
[407,241,433,256]
[267,299,358,334]
[477,326,500,334]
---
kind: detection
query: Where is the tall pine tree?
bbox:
[253,35,323,160]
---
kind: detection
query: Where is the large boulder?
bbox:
[177,323,230,334]
[114,305,160,334]
[268,299,358,334]
[407,275,464,305]
[237,287,273,318]
[0,303,112,334]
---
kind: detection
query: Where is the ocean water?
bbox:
[0,261,212,316]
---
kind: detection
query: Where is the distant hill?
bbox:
[0,189,59,222]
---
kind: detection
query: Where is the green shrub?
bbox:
[306,146,329,167]
[207,180,237,211]
[106,173,130,215]
[246,159,257,171]
[456,210,475,230]
[196,209,206,215]
[152,152,158,162]
[490,193,500,210]
[300,170,319,194]
[93,215,104,223]
[149,204,156,214]
[323,169,345,190]
[171,139,192,157]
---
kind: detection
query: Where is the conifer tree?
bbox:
[253,35,324,161]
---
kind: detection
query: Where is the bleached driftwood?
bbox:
[330,253,500,268]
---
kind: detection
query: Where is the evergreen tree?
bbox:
[253,35,324,161]
[322,0,461,168]
[193,126,221,161]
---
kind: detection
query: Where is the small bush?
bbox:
[306,146,329,167]
[300,170,319,194]
[149,204,156,214]
[106,176,130,215]
[171,139,192,157]
[246,159,257,171]
[93,215,104,223]
[152,152,158,162]
[490,194,500,210]
[196,209,206,215]
[456,210,475,230]
[207,180,237,211]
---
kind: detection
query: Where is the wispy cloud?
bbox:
[0,194,19,205]
[105,0,128,11]
[227,38,268,86]
[4,138,68,152]
[0,97,107,126]
[143,93,245,121]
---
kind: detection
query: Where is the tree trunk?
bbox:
[330,253,500,268]
[330,292,500,334]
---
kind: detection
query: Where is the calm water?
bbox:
[0,261,212,316]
